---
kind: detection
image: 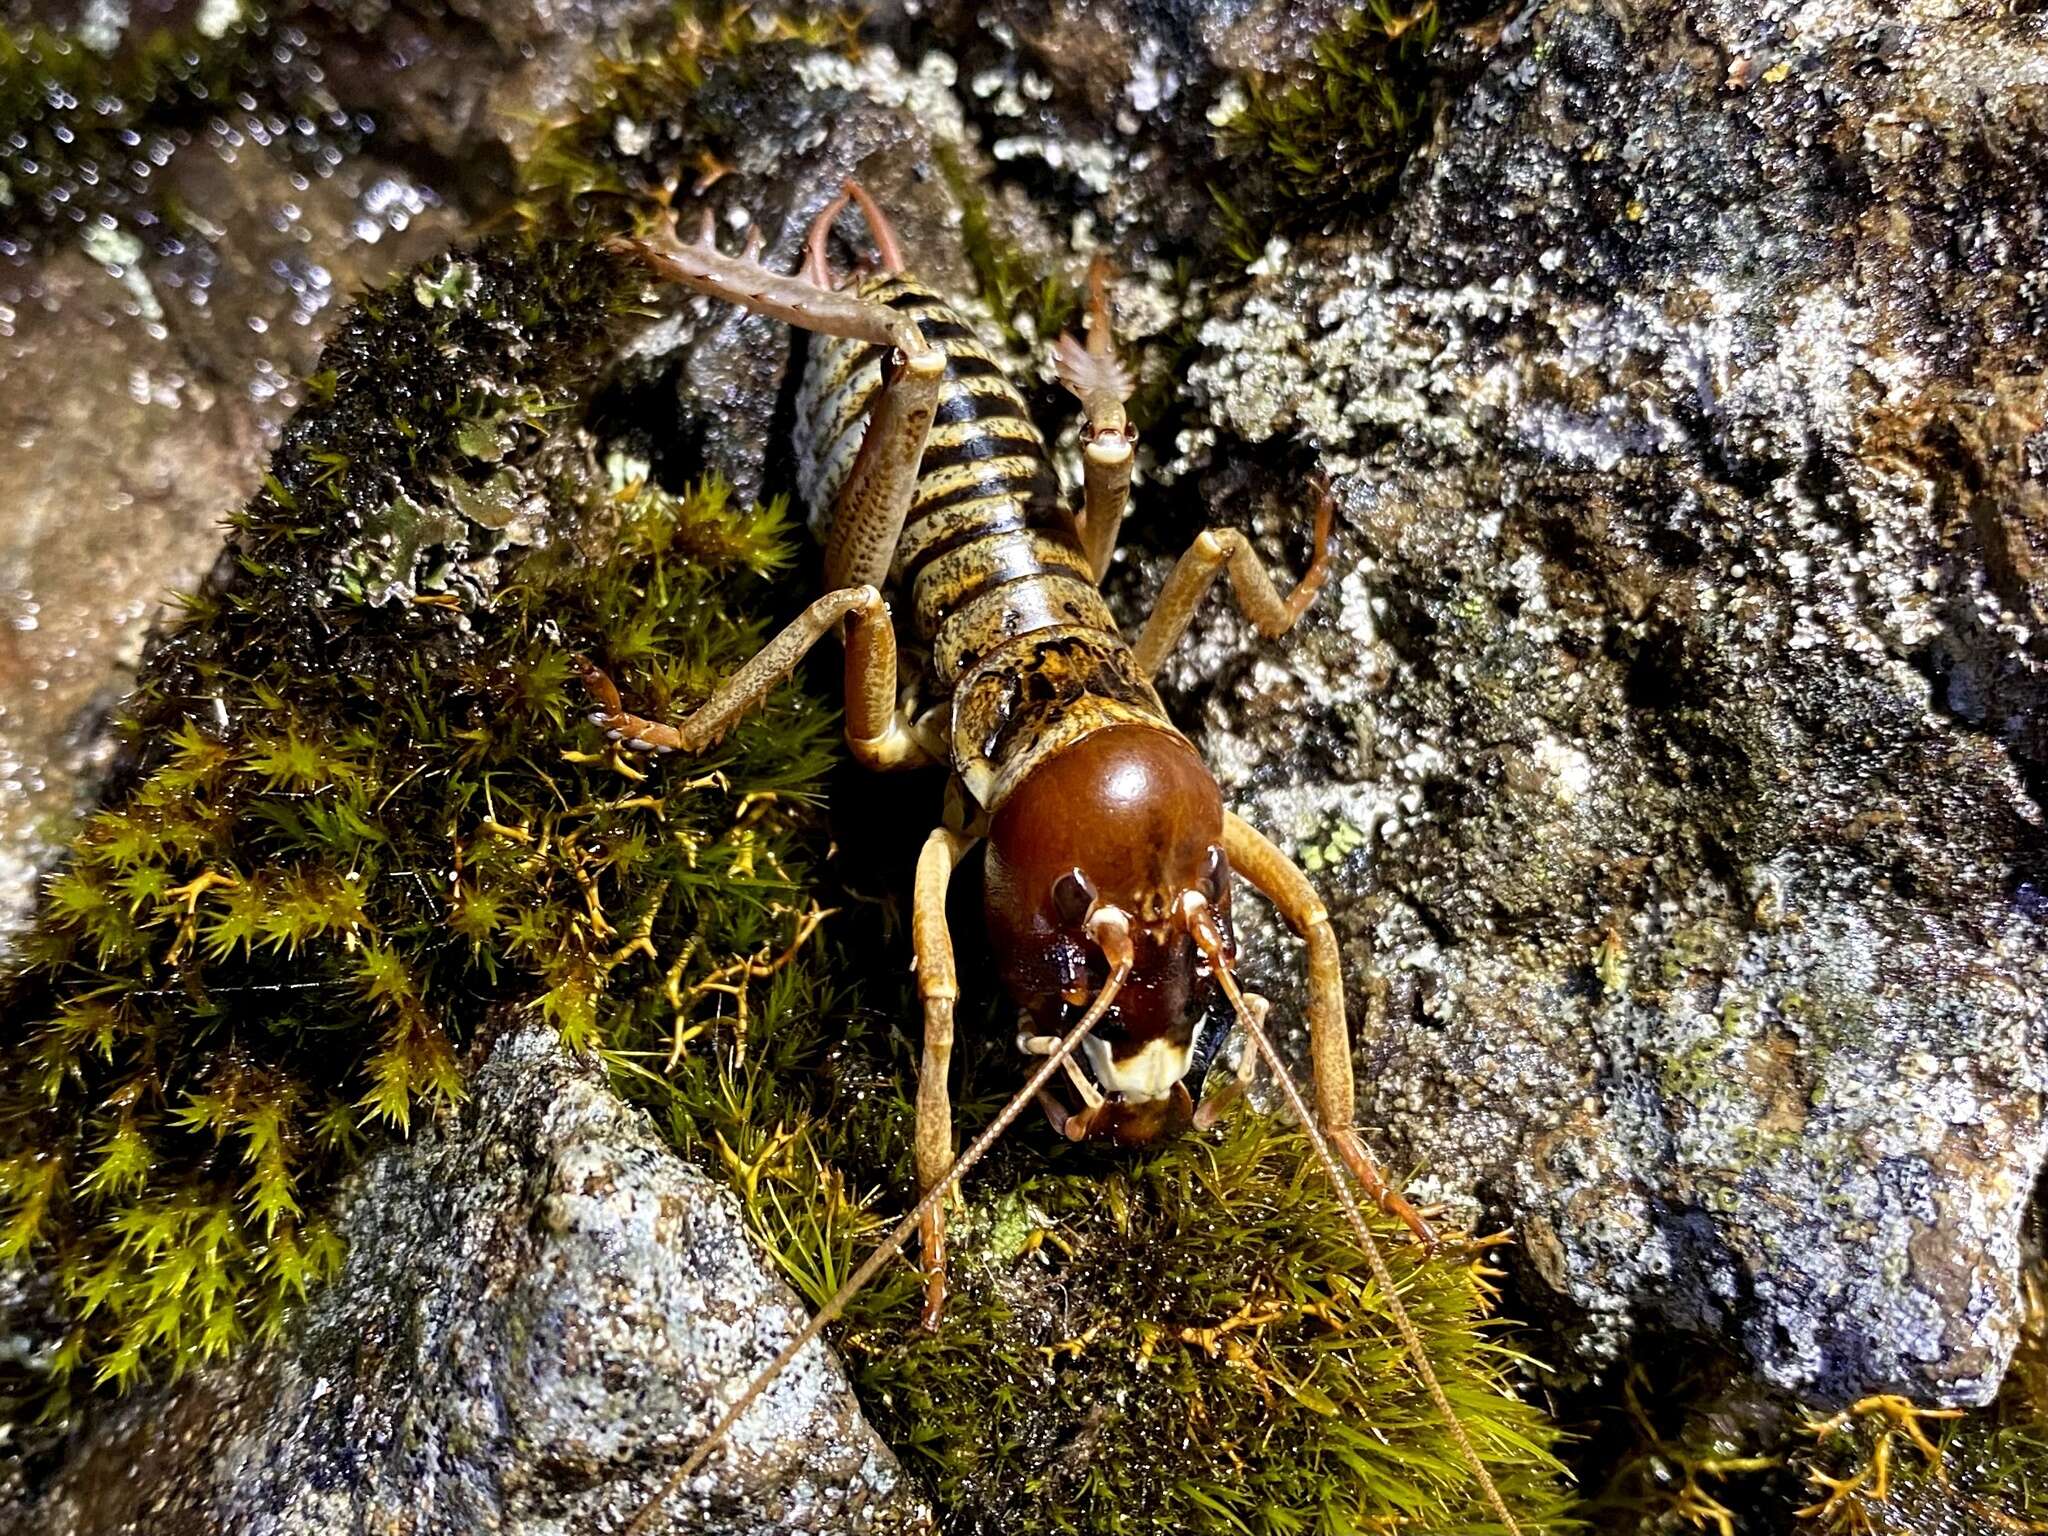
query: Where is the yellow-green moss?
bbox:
[0,234,837,1415]
[632,954,1576,1532]
[1213,0,1442,255]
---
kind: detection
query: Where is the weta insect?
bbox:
[591,181,1522,1535]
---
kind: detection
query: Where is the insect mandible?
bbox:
[584,181,1522,1536]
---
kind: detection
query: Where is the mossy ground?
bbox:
[0,234,837,1417]
[0,109,1576,1536]
[1581,1310,2048,1535]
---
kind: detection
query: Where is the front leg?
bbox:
[1221,810,1436,1248]
[583,583,930,771]
[912,827,976,1328]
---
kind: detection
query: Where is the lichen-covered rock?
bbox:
[5,1026,926,1536]
[1157,0,2048,1406]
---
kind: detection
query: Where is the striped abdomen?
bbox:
[793,274,1174,808]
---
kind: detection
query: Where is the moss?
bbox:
[1786,1273,2048,1534]
[632,958,1576,1532]
[0,233,836,1415]
[513,0,860,238]
[933,140,1082,350]
[1213,0,1443,251]
[1581,1300,2048,1535]
[1582,1360,1786,1535]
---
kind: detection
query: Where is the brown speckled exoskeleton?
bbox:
[593,183,1522,1536]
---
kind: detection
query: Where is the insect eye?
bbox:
[1200,846,1227,902]
[1051,869,1095,925]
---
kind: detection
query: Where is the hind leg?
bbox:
[1053,256,1136,582]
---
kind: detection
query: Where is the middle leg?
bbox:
[1131,477,1334,677]
[583,582,928,769]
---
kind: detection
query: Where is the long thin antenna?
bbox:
[1191,907,1524,1536]
[623,948,1135,1535]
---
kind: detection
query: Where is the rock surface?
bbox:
[1153,0,2048,1404]
[0,17,466,950]
[8,3,2048,1531]
[0,0,714,949]
[5,1025,925,1536]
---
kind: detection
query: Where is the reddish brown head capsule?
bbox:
[984,724,1236,1143]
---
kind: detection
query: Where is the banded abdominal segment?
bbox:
[793,278,1144,750]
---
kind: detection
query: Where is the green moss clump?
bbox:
[514,0,859,238]
[1213,0,1443,255]
[638,952,1575,1530]
[1787,1355,2048,1533]
[0,233,836,1414]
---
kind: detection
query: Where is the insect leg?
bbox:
[822,345,947,591]
[799,184,853,287]
[912,826,977,1329]
[1053,256,1135,582]
[1220,810,1437,1248]
[1129,476,1335,676]
[609,196,932,359]
[582,584,931,770]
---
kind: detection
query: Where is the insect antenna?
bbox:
[1187,902,1526,1536]
[622,923,1137,1536]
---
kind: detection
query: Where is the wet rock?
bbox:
[0,37,464,950]
[306,0,677,173]
[1158,0,2048,1406]
[5,1025,926,1536]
